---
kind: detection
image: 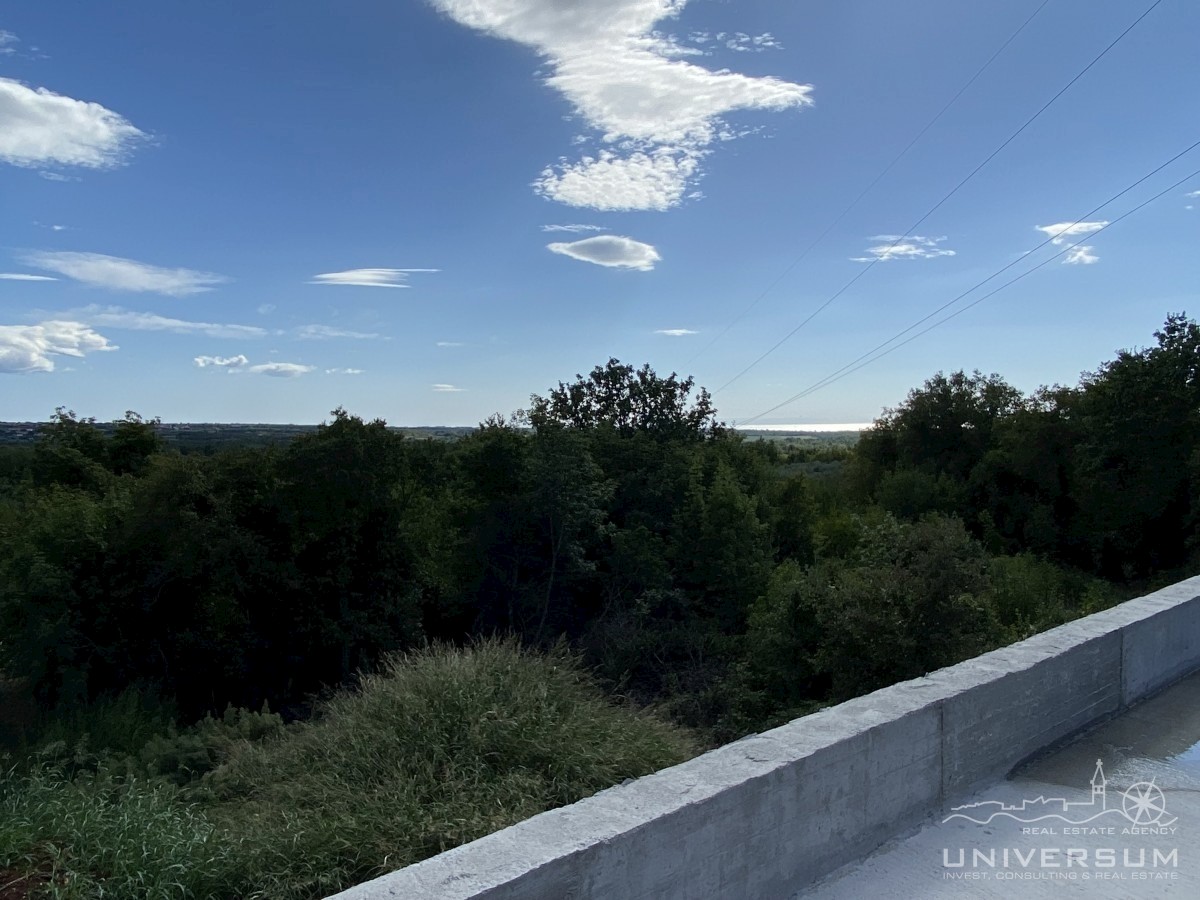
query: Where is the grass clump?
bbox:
[0,638,696,899]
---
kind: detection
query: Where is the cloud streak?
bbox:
[547,234,661,270]
[194,354,249,369]
[0,320,116,373]
[0,77,146,169]
[74,305,268,339]
[432,0,812,210]
[294,324,386,340]
[0,273,58,281]
[431,383,465,392]
[194,354,314,376]
[24,251,227,296]
[541,223,606,233]
[655,328,698,336]
[851,235,956,263]
[309,268,438,288]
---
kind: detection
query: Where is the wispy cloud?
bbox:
[0,77,146,169]
[0,30,17,55]
[1062,245,1099,265]
[432,383,465,392]
[433,0,811,211]
[309,268,438,288]
[23,251,227,296]
[0,273,58,281]
[247,362,314,377]
[1035,221,1108,265]
[851,235,956,263]
[0,320,116,373]
[436,340,464,347]
[326,367,364,375]
[1035,221,1108,244]
[547,234,661,270]
[1186,190,1200,198]
[38,171,79,182]
[676,31,783,54]
[74,305,268,339]
[194,354,249,369]
[294,324,386,340]
[257,303,276,315]
[194,355,314,376]
[541,223,606,233]
[720,31,783,53]
[655,328,698,336]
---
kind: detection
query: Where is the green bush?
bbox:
[0,639,696,900]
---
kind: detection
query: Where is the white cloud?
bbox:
[192,353,312,376]
[309,268,438,288]
[0,320,116,373]
[194,354,249,369]
[436,340,464,347]
[39,171,79,182]
[1034,221,1108,265]
[257,303,276,315]
[51,224,68,231]
[1035,221,1108,245]
[0,77,146,169]
[73,305,268,339]
[851,235,956,262]
[1186,190,1200,198]
[294,324,385,340]
[247,362,314,377]
[23,251,227,296]
[721,32,783,53]
[0,273,58,281]
[432,0,812,211]
[536,147,702,211]
[326,367,364,375]
[0,30,17,55]
[432,383,465,392]
[547,234,661,270]
[1062,245,1099,265]
[655,328,698,336]
[541,223,606,233]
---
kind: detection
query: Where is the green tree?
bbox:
[527,358,724,439]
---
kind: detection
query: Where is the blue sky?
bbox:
[1,0,1197,426]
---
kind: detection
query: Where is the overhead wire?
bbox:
[735,152,1200,427]
[684,0,1055,368]
[712,0,1166,395]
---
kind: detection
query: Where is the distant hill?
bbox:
[0,421,477,450]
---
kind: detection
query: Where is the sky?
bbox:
[1,0,1198,426]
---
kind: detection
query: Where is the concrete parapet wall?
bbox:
[329,575,1200,900]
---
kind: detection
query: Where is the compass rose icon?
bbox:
[1121,781,1169,825]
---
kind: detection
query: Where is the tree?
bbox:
[527,359,724,440]
[1064,314,1200,577]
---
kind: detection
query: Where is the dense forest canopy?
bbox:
[1,317,1195,742]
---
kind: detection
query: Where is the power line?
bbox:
[713,0,1166,395]
[736,155,1200,427]
[684,0,1055,368]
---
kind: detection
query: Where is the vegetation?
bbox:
[0,640,691,899]
[2,315,1197,897]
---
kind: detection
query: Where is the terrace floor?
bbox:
[797,670,1200,898]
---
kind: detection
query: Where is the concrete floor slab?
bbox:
[796,672,1200,898]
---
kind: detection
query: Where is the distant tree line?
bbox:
[3,318,1198,743]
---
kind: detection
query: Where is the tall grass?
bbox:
[0,638,696,899]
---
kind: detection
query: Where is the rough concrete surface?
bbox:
[796,669,1200,898]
